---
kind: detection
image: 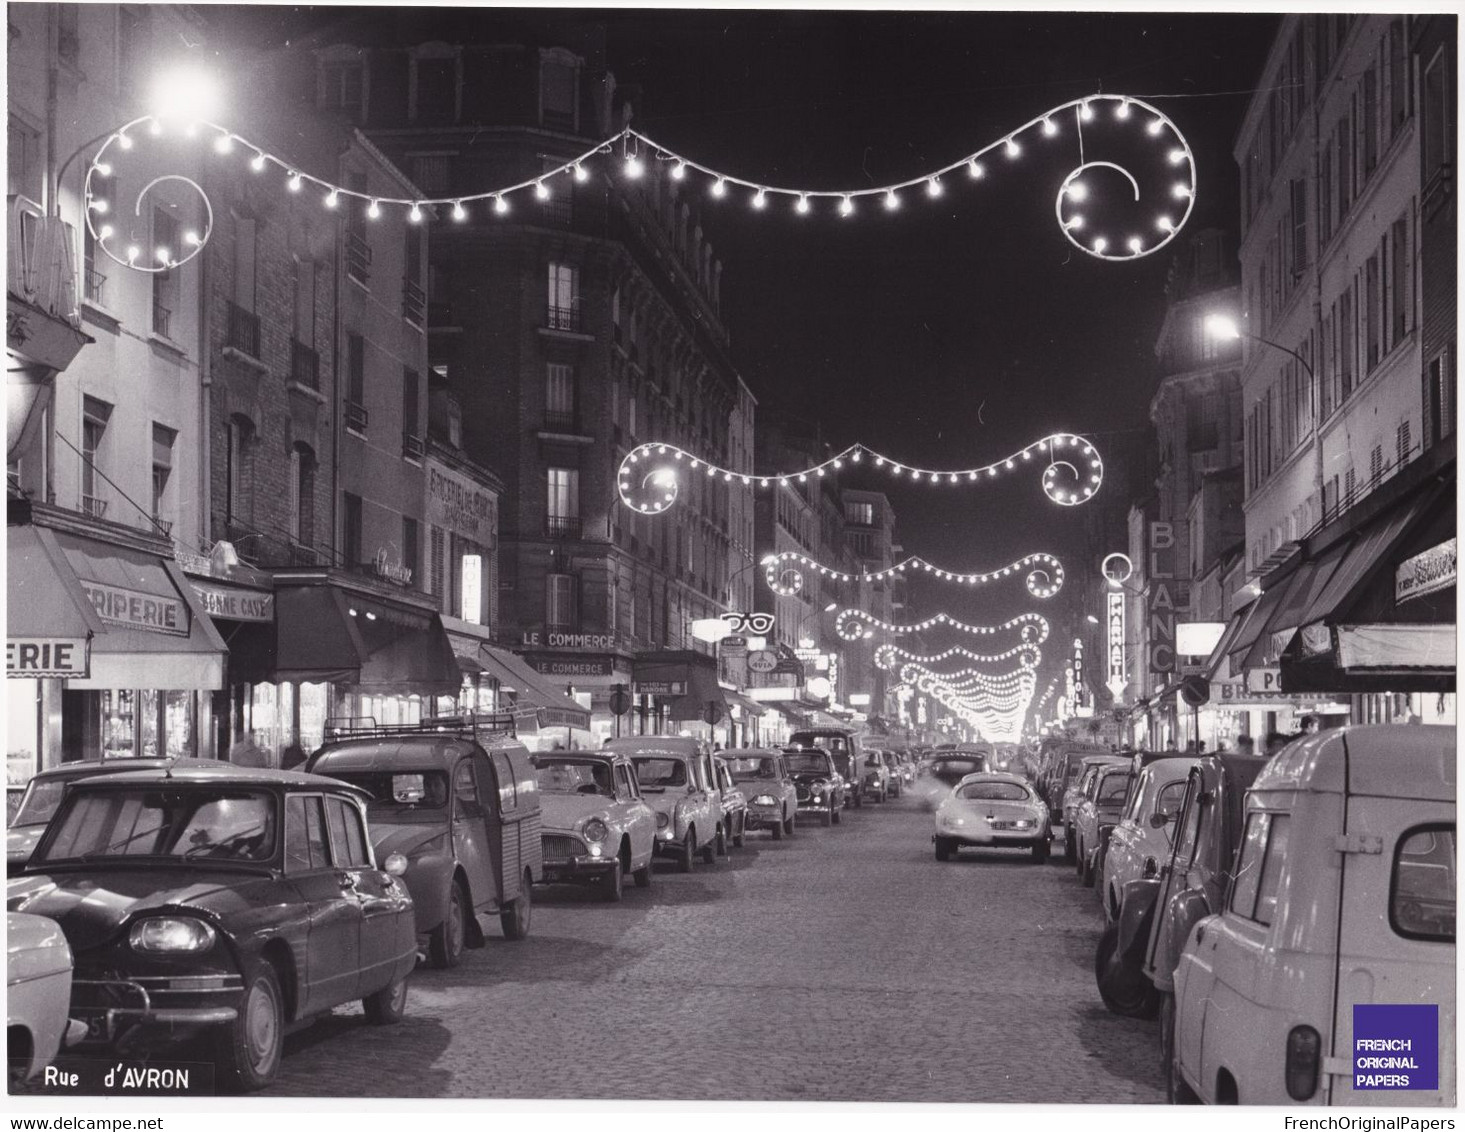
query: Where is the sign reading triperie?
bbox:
[7,637,90,678]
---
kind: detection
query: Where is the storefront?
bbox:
[517,629,634,744]
[7,505,227,807]
[473,640,591,750]
[631,649,729,739]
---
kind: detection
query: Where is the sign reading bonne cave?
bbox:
[189,582,274,623]
[80,581,189,636]
[7,637,89,677]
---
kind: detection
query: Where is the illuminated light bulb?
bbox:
[798,473,807,482]
[535,180,550,200]
[452,200,466,222]
[1173,183,1193,199]
[711,178,726,198]
[624,154,644,179]
[1042,118,1057,136]
[93,162,112,177]
[184,230,200,246]
[1127,236,1143,254]
[816,467,826,477]
[1004,138,1021,158]
[926,177,943,197]
[752,189,767,209]
[288,173,303,192]
[851,449,861,462]
[99,224,114,239]
[968,159,985,179]
[671,161,686,180]
[1093,237,1108,254]
[795,194,809,214]
[1066,182,1088,202]
[1116,99,1132,119]
[117,133,133,150]
[214,134,234,154]
[367,199,381,219]
[325,189,339,209]
[1065,215,1084,231]
[1157,216,1175,232]
[1147,117,1164,136]
[1168,149,1186,165]
[88,199,108,213]
[884,189,899,210]
[493,195,509,215]
[149,119,163,136]
[155,246,171,264]
[573,163,588,182]
[126,245,140,262]
[833,458,843,469]
[408,203,423,223]
[967,470,977,480]
[874,456,885,466]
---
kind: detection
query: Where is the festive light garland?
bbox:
[835,608,1050,644]
[874,642,1041,672]
[761,550,1063,599]
[83,94,1196,272]
[618,434,1103,517]
[917,674,1033,743]
[898,664,1036,705]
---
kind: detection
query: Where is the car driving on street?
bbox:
[932,772,1052,862]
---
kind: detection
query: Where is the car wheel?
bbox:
[1032,840,1050,863]
[934,837,954,862]
[831,802,842,825]
[822,805,833,827]
[771,814,785,841]
[700,831,717,865]
[215,960,284,1092]
[677,830,696,873]
[733,816,745,849]
[500,879,532,940]
[602,860,624,902]
[715,824,727,857]
[1094,921,1160,1018]
[852,791,863,809]
[363,970,409,1025]
[430,880,467,968]
[632,857,653,888]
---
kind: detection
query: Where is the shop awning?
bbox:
[1335,624,1456,670]
[272,585,461,695]
[633,650,729,723]
[723,689,766,717]
[477,643,590,730]
[8,524,227,689]
[1202,606,1250,682]
[1227,571,1300,672]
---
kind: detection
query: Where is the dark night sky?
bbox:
[212,5,1278,650]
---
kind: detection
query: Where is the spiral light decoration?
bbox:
[762,550,1063,599]
[875,642,1041,672]
[835,609,1050,645]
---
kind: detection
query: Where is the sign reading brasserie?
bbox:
[189,582,274,623]
[426,463,497,544]
[80,581,189,636]
[7,637,89,677]
[1396,538,1456,604]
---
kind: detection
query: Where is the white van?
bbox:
[1169,725,1455,1106]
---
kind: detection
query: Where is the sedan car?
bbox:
[784,747,846,825]
[8,912,85,1085]
[603,737,723,871]
[933,772,1052,862]
[1098,757,1198,922]
[6,763,417,1091]
[879,750,907,798]
[532,749,656,899]
[914,750,992,810]
[1072,764,1134,887]
[722,749,798,839]
[1063,755,1130,864]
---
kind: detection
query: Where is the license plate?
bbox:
[78,1011,113,1043]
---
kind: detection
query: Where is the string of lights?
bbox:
[618,434,1103,517]
[874,642,1041,672]
[898,665,1036,707]
[835,608,1050,644]
[761,550,1063,599]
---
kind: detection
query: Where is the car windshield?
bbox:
[326,771,450,817]
[37,788,277,863]
[1097,773,1133,802]
[932,758,985,782]
[727,757,776,782]
[13,776,69,827]
[959,781,1031,802]
[830,752,856,776]
[537,759,614,796]
[785,753,831,775]
[632,758,688,790]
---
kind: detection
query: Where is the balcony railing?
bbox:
[290,339,319,389]
[402,279,426,326]
[546,303,581,332]
[401,432,425,461]
[83,266,107,306]
[545,514,582,538]
[225,301,260,358]
[542,409,580,434]
[345,230,372,283]
[81,495,108,519]
[152,302,171,338]
[344,401,369,434]
[151,516,173,537]
[539,196,573,227]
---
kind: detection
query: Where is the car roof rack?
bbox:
[323,712,518,743]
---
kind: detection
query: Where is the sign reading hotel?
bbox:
[426,462,497,544]
[7,637,89,678]
[190,582,274,623]
[1396,538,1456,604]
[80,581,189,636]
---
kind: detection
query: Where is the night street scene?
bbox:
[4,2,1458,1114]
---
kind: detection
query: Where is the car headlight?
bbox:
[811,784,824,797]
[753,794,776,806]
[582,818,609,843]
[656,812,670,830]
[130,917,217,953]
[1012,819,1034,830]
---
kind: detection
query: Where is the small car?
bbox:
[722,748,798,839]
[789,727,864,807]
[7,763,417,1091]
[7,912,86,1086]
[1170,726,1456,1106]
[604,736,723,871]
[8,758,189,875]
[879,750,907,797]
[1099,757,1198,921]
[1042,743,1111,824]
[1063,755,1130,863]
[1072,764,1134,887]
[532,748,656,899]
[828,749,863,808]
[784,746,846,825]
[859,752,893,802]
[306,715,542,965]
[712,755,748,850]
[933,772,1052,862]
[914,750,991,810]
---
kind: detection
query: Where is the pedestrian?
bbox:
[1264,731,1290,756]
[229,730,271,768]
[1235,735,1256,757]
[1300,714,1321,735]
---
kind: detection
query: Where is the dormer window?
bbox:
[319,56,364,118]
[410,43,459,124]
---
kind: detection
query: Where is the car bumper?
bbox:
[934,830,1049,848]
[796,798,834,812]
[69,975,244,1047]
[541,852,618,882]
[744,807,783,829]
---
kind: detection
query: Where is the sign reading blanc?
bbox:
[1147,521,1184,674]
[189,583,274,623]
[80,581,189,636]
[7,637,89,677]
[1396,538,1456,604]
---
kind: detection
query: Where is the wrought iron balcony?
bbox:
[402,432,425,461]
[344,401,369,434]
[545,514,582,538]
[83,266,107,307]
[81,495,108,519]
[291,339,320,389]
[546,303,581,333]
[542,409,581,434]
[225,301,260,358]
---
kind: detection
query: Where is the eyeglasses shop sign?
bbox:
[1396,538,1456,604]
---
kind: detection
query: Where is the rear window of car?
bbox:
[727,757,775,781]
[933,757,985,781]
[632,758,688,788]
[1391,825,1456,942]
[958,781,1031,802]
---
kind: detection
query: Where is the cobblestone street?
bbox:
[267,798,1165,1102]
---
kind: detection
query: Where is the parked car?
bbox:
[829,749,863,808]
[6,763,416,1091]
[1063,755,1130,863]
[723,748,798,839]
[604,736,723,870]
[1040,743,1111,824]
[1093,754,1263,1022]
[932,772,1052,862]
[859,751,893,802]
[8,758,192,875]
[1072,764,1134,886]
[712,755,748,850]
[1170,726,1456,1106]
[879,750,908,797]
[306,716,541,963]
[1098,757,1198,922]
[7,912,85,1086]
[914,749,992,809]
[530,748,655,899]
[789,727,864,808]
[783,746,846,825]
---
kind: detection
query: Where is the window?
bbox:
[1229,811,1269,919]
[1387,21,1408,139]
[325,796,370,867]
[346,333,366,431]
[1288,179,1308,275]
[151,423,175,524]
[320,61,364,117]
[343,492,363,568]
[414,57,456,123]
[547,467,579,534]
[1361,66,1378,178]
[81,397,110,516]
[611,287,622,344]
[545,363,575,429]
[488,753,517,811]
[345,172,370,285]
[1422,48,1450,185]
[403,516,419,585]
[1426,352,1454,446]
[1336,114,1353,219]
[1391,825,1456,941]
[151,208,180,337]
[1388,215,1410,346]
[540,55,578,130]
[293,259,316,346]
[225,415,251,524]
[546,573,578,630]
[1339,285,1355,400]
[410,155,451,194]
[1397,420,1412,466]
[7,114,41,201]
[402,367,421,445]
[288,444,315,545]
[547,263,579,331]
[1253,813,1290,926]
[429,526,446,606]
[845,500,874,526]
[284,795,330,873]
[232,215,256,313]
[1370,444,1384,490]
[1364,254,1380,371]
[1318,142,1334,248]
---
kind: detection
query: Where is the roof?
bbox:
[23,757,193,783]
[72,762,369,796]
[309,737,477,774]
[1254,725,1456,801]
[955,772,1030,786]
[603,736,703,757]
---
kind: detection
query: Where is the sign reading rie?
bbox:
[7,637,89,678]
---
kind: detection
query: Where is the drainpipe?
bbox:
[1310,49,1327,524]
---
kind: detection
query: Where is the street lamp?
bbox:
[1085,614,1100,625]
